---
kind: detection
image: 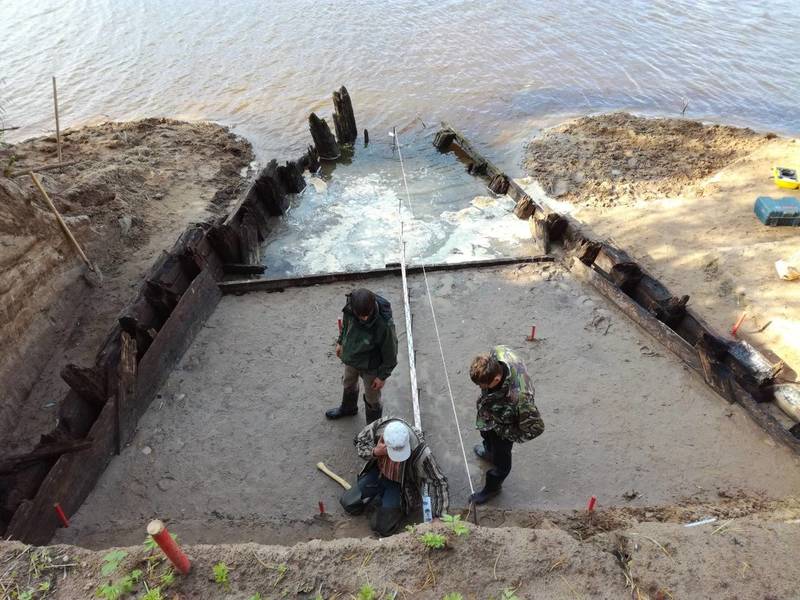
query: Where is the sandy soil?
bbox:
[6,500,800,599]
[55,265,800,551]
[0,119,254,452]
[521,113,800,379]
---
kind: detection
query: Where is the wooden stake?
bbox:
[52,76,62,167]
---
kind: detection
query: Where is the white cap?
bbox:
[383,421,411,462]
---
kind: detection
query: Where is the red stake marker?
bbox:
[526,326,537,341]
[53,503,69,527]
[731,312,747,336]
[587,495,597,512]
[147,520,191,574]
[319,501,326,515]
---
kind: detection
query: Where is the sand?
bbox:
[54,264,800,552]
[522,113,800,380]
[0,119,254,452]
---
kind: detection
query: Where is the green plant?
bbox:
[17,590,34,600]
[404,524,416,534]
[140,587,163,600]
[442,594,464,600]
[419,532,447,550]
[143,533,177,553]
[272,563,288,587]
[500,589,520,600]
[213,562,230,587]
[159,569,175,588]
[101,550,128,577]
[356,583,376,600]
[248,594,262,600]
[95,569,142,600]
[441,514,470,537]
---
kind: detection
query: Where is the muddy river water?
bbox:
[3,0,799,271]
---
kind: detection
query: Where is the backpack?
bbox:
[375,295,393,322]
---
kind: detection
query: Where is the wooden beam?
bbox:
[220,255,555,294]
[223,263,266,275]
[0,440,92,475]
[60,364,106,409]
[116,332,138,454]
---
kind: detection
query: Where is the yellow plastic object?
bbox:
[773,167,800,189]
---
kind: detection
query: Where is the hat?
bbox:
[383,421,411,462]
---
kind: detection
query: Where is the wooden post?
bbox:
[533,212,550,254]
[52,77,62,167]
[332,86,357,145]
[433,129,455,151]
[308,113,339,160]
[116,331,138,453]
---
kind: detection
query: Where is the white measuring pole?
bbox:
[399,222,422,430]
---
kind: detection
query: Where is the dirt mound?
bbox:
[0,119,253,452]
[2,501,799,599]
[523,112,769,208]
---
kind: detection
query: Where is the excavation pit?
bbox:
[53,263,800,548]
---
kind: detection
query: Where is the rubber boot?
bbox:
[364,399,383,424]
[325,386,359,419]
[469,471,503,505]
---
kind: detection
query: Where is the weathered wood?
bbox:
[734,383,800,453]
[119,297,160,359]
[573,239,602,266]
[60,364,106,409]
[208,222,243,264]
[6,396,116,544]
[135,268,222,409]
[609,262,643,295]
[569,258,701,371]
[489,173,510,195]
[238,209,260,265]
[0,440,93,475]
[332,86,357,145]
[116,332,137,454]
[255,162,290,216]
[223,263,266,275]
[695,333,736,403]
[433,129,456,151]
[514,194,538,219]
[363,129,369,146]
[276,161,306,194]
[309,113,340,160]
[221,255,554,294]
[532,212,550,254]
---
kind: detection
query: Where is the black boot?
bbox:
[325,386,359,419]
[469,472,503,505]
[473,443,493,463]
[364,399,383,424]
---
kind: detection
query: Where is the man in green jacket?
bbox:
[468,345,545,504]
[326,288,399,424]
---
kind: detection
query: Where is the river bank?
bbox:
[0,119,253,452]
[522,113,800,377]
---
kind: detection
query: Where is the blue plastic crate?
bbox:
[754,196,800,226]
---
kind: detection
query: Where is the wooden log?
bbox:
[332,86,357,145]
[532,212,550,254]
[6,394,117,544]
[60,364,106,409]
[433,129,456,151]
[514,194,537,220]
[488,173,510,195]
[119,297,160,358]
[695,333,736,403]
[0,440,93,476]
[309,113,340,160]
[254,163,289,216]
[568,258,701,371]
[364,129,369,146]
[304,145,320,173]
[609,262,643,295]
[115,332,137,454]
[276,160,306,194]
[572,239,602,266]
[238,208,260,265]
[208,222,243,264]
[223,263,266,275]
[221,255,554,294]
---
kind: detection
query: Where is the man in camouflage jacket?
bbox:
[468,345,544,504]
[342,416,449,536]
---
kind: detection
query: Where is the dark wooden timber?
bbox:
[60,364,106,409]
[332,86,357,145]
[364,129,369,146]
[440,122,797,454]
[309,113,340,160]
[115,332,137,454]
[224,263,266,275]
[0,440,93,476]
[220,256,555,294]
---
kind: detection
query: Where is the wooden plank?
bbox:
[0,440,92,475]
[220,255,555,294]
[223,263,267,275]
[6,400,116,544]
[116,332,138,453]
[135,268,222,413]
[569,258,701,371]
[59,364,106,409]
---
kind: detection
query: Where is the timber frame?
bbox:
[433,122,800,455]
[3,93,797,545]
